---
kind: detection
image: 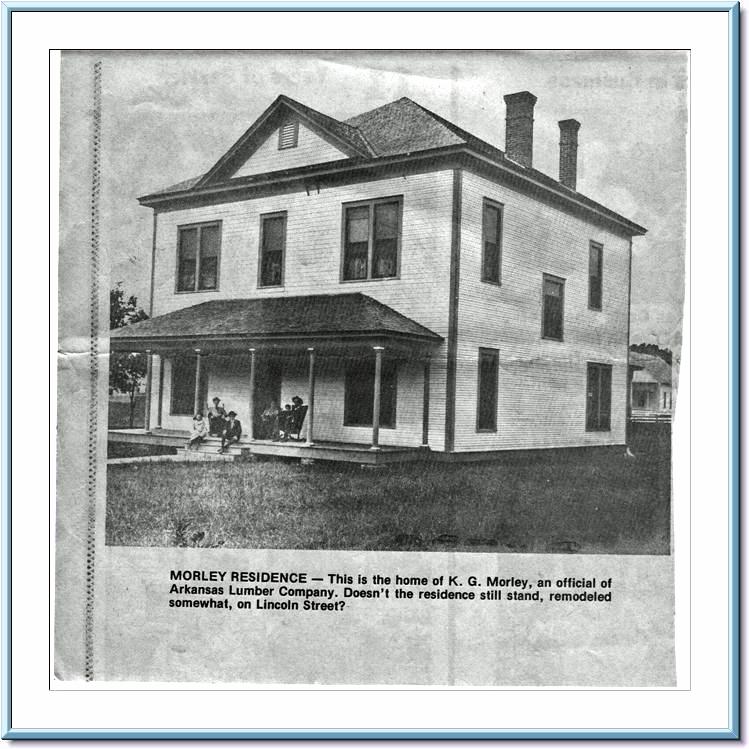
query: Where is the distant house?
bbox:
[630,352,673,415]
[110,89,646,462]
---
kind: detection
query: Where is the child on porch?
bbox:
[186,413,208,450]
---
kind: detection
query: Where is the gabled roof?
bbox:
[140,93,647,237]
[110,293,443,345]
[196,94,374,187]
[630,352,672,386]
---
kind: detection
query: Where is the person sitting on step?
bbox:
[219,411,242,453]
[186,413,208,451]
[207,396,227,436]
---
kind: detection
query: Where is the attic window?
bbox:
[278,120,299,150]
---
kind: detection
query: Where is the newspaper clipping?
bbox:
[55,50,684,685]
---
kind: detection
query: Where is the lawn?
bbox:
[106,437,670,554]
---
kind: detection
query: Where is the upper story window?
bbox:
[482,199,504,284]
[176,221,221,293]
[588,241,603,310]
[542,274,565,341]
[258,212,286,288]
[342,197,402,282]
[278,120,299,150]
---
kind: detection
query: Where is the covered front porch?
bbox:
[108,428,427,465]
[109,294,444,460]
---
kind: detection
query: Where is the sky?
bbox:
[61,50,687,354]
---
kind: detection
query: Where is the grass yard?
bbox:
[106,441,670,554]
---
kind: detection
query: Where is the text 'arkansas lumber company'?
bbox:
[166,569,615,613]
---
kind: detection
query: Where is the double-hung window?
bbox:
[342,197,401,281]
[258,212,286,288]
[588,241,603,310]
[482,199,504,284]
[476,348,499,432]
[344,360,397,428]
[585,362,612,431]
[176,222,221,292]
[542,274,565,341]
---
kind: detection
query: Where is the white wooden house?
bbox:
[110,90,646,463]
[630,352,673,417]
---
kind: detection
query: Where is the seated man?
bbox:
[219,411,242,453]
[207,397,227,436]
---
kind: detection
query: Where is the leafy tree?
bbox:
[110,283,149,329]
[629,342,672,366]
[110,284,149,428]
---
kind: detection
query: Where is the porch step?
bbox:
[189,437,246,459]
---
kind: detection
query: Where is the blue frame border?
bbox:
[2,1,739,740]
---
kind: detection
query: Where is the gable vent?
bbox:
[278,120,299,150]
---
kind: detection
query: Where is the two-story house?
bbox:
[110,90,646,463]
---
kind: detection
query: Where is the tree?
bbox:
[110,284,149,428]
[629,342,672,366]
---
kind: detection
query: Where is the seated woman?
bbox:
[285,396,306,441]
[186,413,208,450]
[207,397,227,436]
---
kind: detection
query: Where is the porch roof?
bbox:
[110,293,443,351]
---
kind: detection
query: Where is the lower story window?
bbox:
[586,362,612,431]
[344,359,397,428]
[170,355,207,416]
[476,348,499,432]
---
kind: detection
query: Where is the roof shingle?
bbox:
[110,293,443,343]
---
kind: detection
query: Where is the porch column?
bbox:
[193,349,202,415]
[156,355,164,429]
[143,349,153,433]
[422,354,431,448]
[371,346,384,451]
[306,347,316,445]
[248,348,256,442]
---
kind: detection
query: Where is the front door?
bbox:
[253,360,282,439]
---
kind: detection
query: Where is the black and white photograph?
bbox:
[97,50,683,556]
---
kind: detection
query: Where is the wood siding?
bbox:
[453,169,631,450]
[156,354,428,448]
[150,171,454,449]
[232,122,349,178]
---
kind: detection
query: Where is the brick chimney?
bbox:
[503,91,537,168]
[558,119,581,190]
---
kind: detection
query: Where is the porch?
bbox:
[108,428,427,465]
[109,294,444,461]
